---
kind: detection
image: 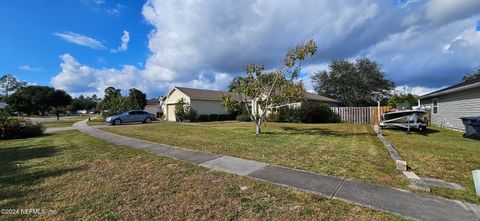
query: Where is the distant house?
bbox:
[419,78,480,131]
[144,98,162,116]
[161,86,339,122]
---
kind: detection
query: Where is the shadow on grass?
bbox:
[0,144,84,208]
[383,127,441,136]
[262,126,375,137]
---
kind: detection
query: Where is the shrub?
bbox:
[0,115,44,140]
[218,114,229,121]
[209,114,218,121]
[268,102,340,123]
[299,102,340,123]
[186,108,197,122]
[279,106,302,123]
[197,114,209,122]
[156,112,163,119]
[236,112,251,122]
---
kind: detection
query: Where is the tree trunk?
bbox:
[56,113,60,120]
[255,119,262,135]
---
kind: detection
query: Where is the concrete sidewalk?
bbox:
[44,126,76,134]
[73,120,480,221]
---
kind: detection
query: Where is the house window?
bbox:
[432,98,438,114]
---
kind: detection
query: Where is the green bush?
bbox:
[299,102,340,123]
[269,102,340,123]
[279,106,302,123]
[0,116,44,140]
[218,114,230,121]
[156,112,163,119]
[197,114,209,122]
[236,112,251,122]
[186,108,197,122]
[209,114,218,121]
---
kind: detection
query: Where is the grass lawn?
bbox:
[101,122,408,189]
[40,116,91,128]
[383,126,480,204]
[86,119,106,126]
[0,132,406,220]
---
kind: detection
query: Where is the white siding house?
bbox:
[419,78,480,131]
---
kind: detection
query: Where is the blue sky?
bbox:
[1,0,480,98]
[0,0,150,86]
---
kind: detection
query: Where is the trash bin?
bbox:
[460,116,480,140]
[473,170,480,197]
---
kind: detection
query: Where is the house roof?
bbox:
[304,92,340,103]
[174,87,242,101]
[420,78,480,99]
[146,100,160,105]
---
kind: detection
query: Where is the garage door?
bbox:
[167,104,176,122]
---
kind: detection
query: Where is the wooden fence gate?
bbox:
[331,106,392,124]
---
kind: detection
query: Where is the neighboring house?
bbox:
[0,102,7,110]
[161,86,340,122]
[419,78,480,131]
[162,87,240,122]
[295,91,340,107]
[144,98,162,116]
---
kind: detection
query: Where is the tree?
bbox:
[387,86,418,108]
[221,94,241,115]
[127,88,147,110]
[312,58,394,106]
[7,86,72,117]
[174,98,196,122]
[51,89,73,120]
[0,74,27,97]
[222,40,317,135]
[462,69,480,82]
[68,95,99,113]
[99,87,128,117]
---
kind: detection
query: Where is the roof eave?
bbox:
[420,82,480,99]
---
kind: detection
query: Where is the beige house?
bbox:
[162,87,239,122]
[162,86,340,122]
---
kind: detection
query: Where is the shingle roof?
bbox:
[146,100,160,105]
[420,78,480,99]
[175,87,242,101]
[304,92,340,103]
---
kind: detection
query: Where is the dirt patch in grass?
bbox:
[0,131,406,220]
[102,122,408,189]
[383,127,480,204]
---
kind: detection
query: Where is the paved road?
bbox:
[72,119,480,221]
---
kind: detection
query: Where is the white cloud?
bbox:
[51,54,232,97]
[111,31,130,53]
[19,65,42,72]
[92,0,105,5]
[426,0,480,25]
[394,85,443,96]
[367,17,480,87]
[51,0,480,97]
[54,31,106,50]
[107,4,125,16]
